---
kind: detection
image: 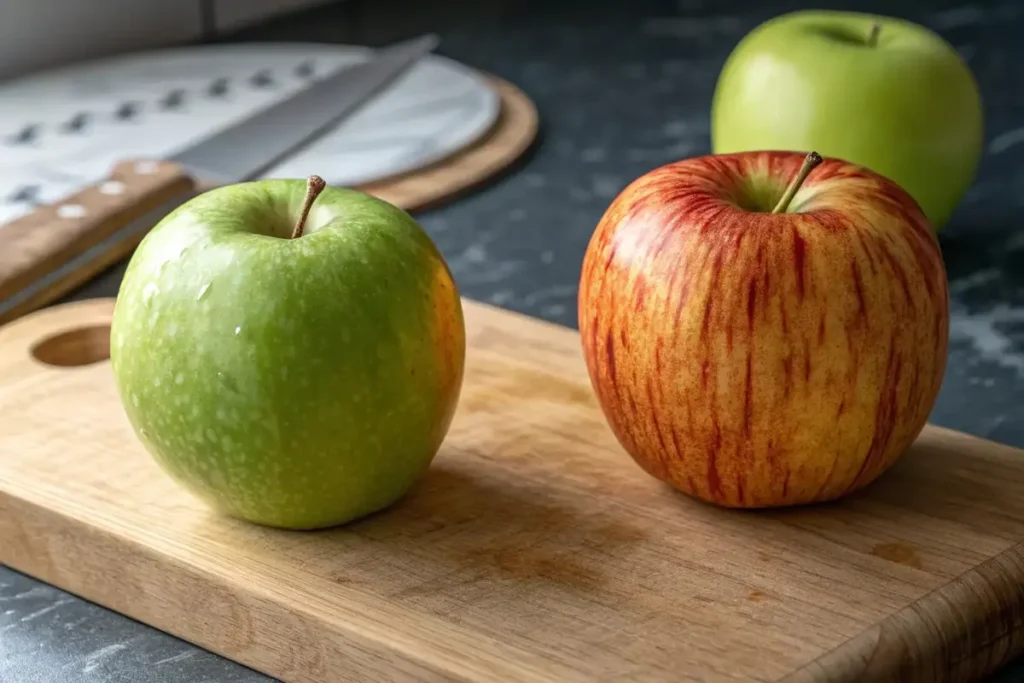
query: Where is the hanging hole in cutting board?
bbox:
[30,325,111,367]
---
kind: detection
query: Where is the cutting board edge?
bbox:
[781,542,1024,683]
[6,450,1024,683]
[0,488,509,683]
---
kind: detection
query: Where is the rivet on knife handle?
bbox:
[0,160,197,325]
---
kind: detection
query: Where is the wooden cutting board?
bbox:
[0,76,537,326]
[2,297,1024,683]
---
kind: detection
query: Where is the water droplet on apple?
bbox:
[142,282,159,303]
[197,283,211,300]
[234,326,242,335]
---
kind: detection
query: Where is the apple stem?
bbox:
[291,175,327,239]
[771,152,823,214]
[867,22,881,47]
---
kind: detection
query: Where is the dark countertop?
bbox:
[3,0,1023,681]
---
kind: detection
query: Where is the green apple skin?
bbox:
[110,180,466,530]
[711,10,983,230]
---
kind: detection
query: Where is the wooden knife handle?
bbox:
[0,160,197,325]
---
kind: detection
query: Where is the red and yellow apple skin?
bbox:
[578,151,949,508]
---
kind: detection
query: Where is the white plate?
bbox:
[0,42,501,223]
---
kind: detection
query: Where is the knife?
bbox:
[0,33,440,325]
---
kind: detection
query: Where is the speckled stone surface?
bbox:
[3,0,1024,681]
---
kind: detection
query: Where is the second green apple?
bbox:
[711,10,983,230]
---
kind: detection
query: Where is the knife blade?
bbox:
[173,34,439,185]
[0,34,440,325]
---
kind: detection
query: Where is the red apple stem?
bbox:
[291,175,327,239]
[867,22,882,47]
[771,152,823,214]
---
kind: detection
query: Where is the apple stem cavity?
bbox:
[291,175,327,239]
[867,22,882,47]
[772,152,823,214]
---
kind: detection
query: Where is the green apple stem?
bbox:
[771,152,823,214]
[291,175,327,239]
[867,22,882,47]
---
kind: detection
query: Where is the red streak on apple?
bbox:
[578,151,949,508]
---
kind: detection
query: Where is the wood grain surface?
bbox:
[1,297,1023,683]
[0,76,538,326]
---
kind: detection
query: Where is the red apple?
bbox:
[578,150,949,508]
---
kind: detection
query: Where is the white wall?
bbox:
[0,0,336,81]
[215,0,336,32]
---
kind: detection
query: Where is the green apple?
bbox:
[110,176,466,530]
[711,10,983,230]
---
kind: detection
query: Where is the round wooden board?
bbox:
[359,76,539,213]
[0,44,511,224]
[0,75,538,326]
